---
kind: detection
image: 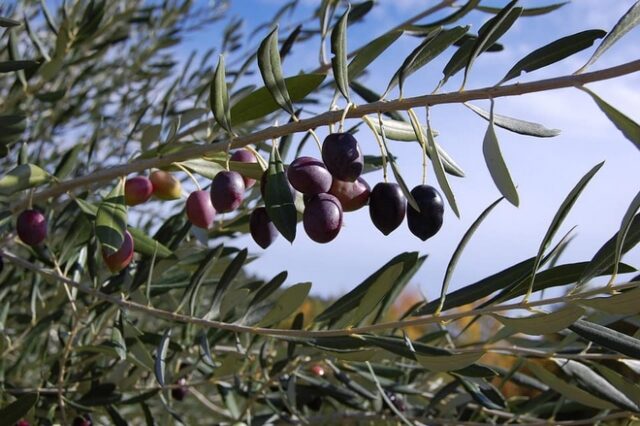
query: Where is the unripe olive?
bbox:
[329,177,370,212]
[186,190,216,229]
[406,185,444,241]
[230,149,258,188]
[303,193,343,243]
[102,230,134,273]
[250,207,278,249]
[17,209,47,246]
[125,176,154,206]
[211,171,245,212]
[287,156,332,195]
[369,182,406,235]
[150,170,182,200]
[321,133,364,182]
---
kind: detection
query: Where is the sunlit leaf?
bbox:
[0,164,51,195]
[582,87,640,150]
[154,329,171,387]
[579,1,640,72]
[210,55,233,134]
[465,102,560,137]
[257,26,294,115]
[257,282,311,327]
[482,105,519,206]
[493,305,584,335]
[501,30,605,83]
[348,31,402,80]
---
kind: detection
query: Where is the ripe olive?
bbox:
[250,207,278,249]
[287,156,332,195]
[124,176,153,206]
[102,230,134,273]
[406,185,444,241]
[369,182,406,235]
[321,132,364,182]
[17,209,47,246]
[186,190,216,229]
[303,193,343,243]
[230,149,258,188]
[329,177,370,212]
[211,171,245,213]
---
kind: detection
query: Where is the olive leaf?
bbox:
[331,7,350,101]
[96,178,128,255]
[482,103,519,207]
[257,26,294,115]
[210,55,233,134]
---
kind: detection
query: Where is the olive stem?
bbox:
[174,163,202,191]
[12,59,640,211]
[362,115,388,182]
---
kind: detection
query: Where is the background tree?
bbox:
[1,0,640,424]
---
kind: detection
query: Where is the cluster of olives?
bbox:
[13,131,444,272]
[251,132,446,246]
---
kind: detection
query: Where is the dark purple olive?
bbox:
[407,185,444,241]
[211,171,245,213]
[369,182,406,235]
[286,156,332,195]
[230,149,258,188]
[17,209,47,246]
[321,133,364,182]
[186,190,216,229]
[171,378,189,401]
[250,207,279,249]
[306,396,322,411]
[303,193,343,243]
[383,391,406,412]
[72,415,92,426]
[260,169,297,201]
[329,177,370,212]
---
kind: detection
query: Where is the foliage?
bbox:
[0,0,639,424]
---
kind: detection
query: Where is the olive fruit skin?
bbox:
[72,415,92,426]
[210,171,245,213]
[17,209,47,246]
[369,183,406,235]
[171,378,189,401]
[15,420,30,426]
[102,230,134,273]
[329,177,370,212]
[303,193,343,243]
[150,170,182,200]
[321,133,364,182]
[407,185,444,241]
[124,176,153,206]
[250,207,278,249]
[230,149,258,188]
[186,190,216,229]
[286,156,332,195]
[310,364,325,377]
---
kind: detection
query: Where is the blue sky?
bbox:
[181,0,640,298]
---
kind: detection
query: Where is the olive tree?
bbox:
[1,0,640,424]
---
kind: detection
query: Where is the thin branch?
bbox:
[3,250,639,339]
[12,59,640,211]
